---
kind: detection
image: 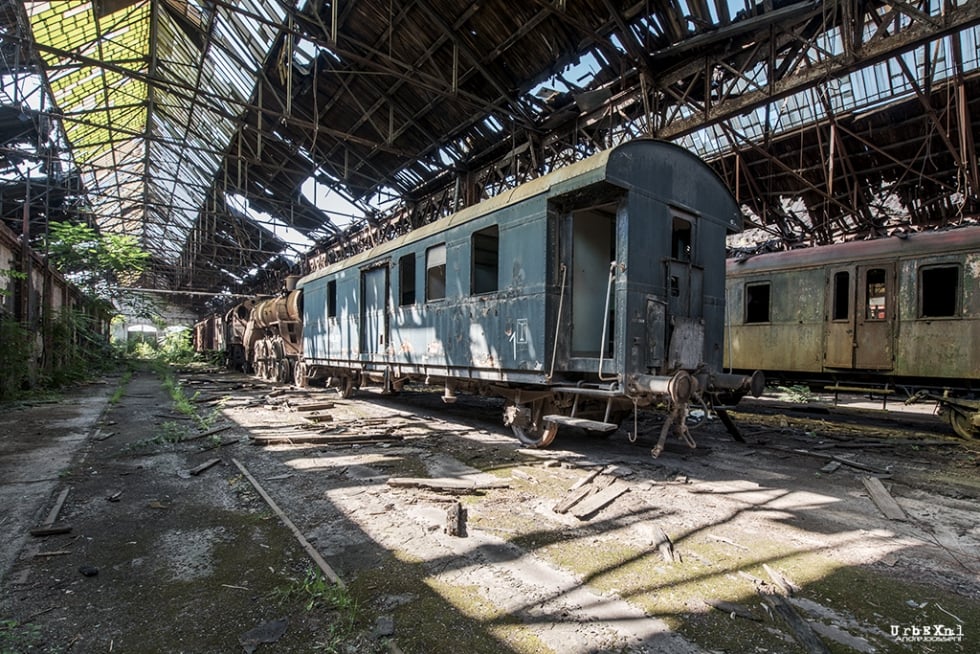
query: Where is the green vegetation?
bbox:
[45,221,148,304]
[270,568,365,653]
[108,370,134,405]
[128,328,197,365]
[0,308,120,401]
[0,618,42,654]
[777,384,813,403]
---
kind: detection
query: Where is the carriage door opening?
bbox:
[570,204,617,359]
[361,264,390,360]
[665,213,704,370]
[824,268,855,368]
[854,264,894,370]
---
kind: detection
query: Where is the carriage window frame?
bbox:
[918,264,960,318]
[471,226,499,295]
[399,253,416,306]
[670,215,693,261]
[425,243,447,302]
[864,267,887,321]
[831,271,850,321]
[744,281,771,324]
[327,279,337,318]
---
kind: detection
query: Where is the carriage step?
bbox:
[543,415,619,433]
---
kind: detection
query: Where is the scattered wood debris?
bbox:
[232,458,344,589]
[445,500,466,537]
[252,433,403,446]
[180,424,234,442]
[294,402,336,412]
[387,477,509,492]
[707,534,748,550]
[819,461,841,473]
[763,563,801,596]
[570,479,629,519]
[762,445,888,475]
[178,458,222,478]
[763,592,831,654]
[510,469,537,484]
[653,525,675,563]
[704,598,761,621]
[553,485,595,514]
[569,467,601,491]
[30,487,71,537]
[861,476,907,521]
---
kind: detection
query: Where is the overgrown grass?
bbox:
[108,369,134,405]
[270,568,361,653]
[0,618,42,653]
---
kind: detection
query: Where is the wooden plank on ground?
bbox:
[387,477,510,492]
[252,434,403,445]
[569,467,601,490]
[180,424,233,442]
[704,599,761,621]
[570,480,629,519]
[232,458,344,589]
[29,525,72,537]
[861,476,907,520]
[189,458,222,476]
[764,593,831,654]
[763,563,800,596]
[444,501,466,537]
[44,487,70,526]
[294,402,335,412]
[552,485,594,514]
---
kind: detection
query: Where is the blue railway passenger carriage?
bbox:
[295,139,762,450]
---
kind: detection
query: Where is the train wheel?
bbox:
[277,359,291,384]
[506,398,558,448]
[294,362,308,388]
[947,409,978,440]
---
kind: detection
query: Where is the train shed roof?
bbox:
[1,1,979,312]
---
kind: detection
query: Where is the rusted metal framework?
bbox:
[0,1,978,312]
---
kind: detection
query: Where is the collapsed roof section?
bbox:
[0,1,978,313]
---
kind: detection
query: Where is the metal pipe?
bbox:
[598,261,617,381]
[708,370,765,397]
[633,370,694,403]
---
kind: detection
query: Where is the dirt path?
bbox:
[2,366,978,653]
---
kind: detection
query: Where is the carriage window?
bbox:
[671,217,692,261]
[471,226,499,294]
[745,282,770,323]
[832,271,849,320]
[327,280,337,318]
[426,244,447,301]
[920,265,958,317]
[865,268,886,320]
[399,253,416,305]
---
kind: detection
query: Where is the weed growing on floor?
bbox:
[268,568,363,652]
[777,384,812,403]
[0,618,42,653]
[108,370,133,405]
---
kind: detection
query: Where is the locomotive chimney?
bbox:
[284,274,300,291]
